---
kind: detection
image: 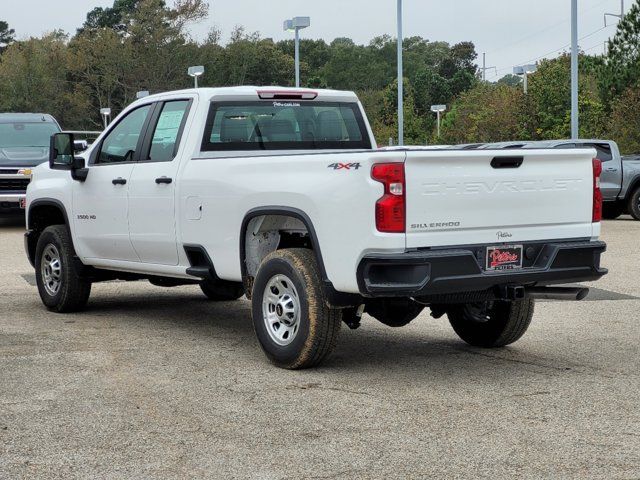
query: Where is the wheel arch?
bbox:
[239,206,361,307]
[26,198,72,267]
[239,206,328,284]
[625,175,640,200]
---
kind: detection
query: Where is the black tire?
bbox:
[35,225,91,313]
[251,248,341,369]
[447,298,534,348]
[602,202,625,220]
[199,279,245,301]
[627,187,640,220]
[366,298,425,327]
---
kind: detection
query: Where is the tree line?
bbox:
[0,0,639,153]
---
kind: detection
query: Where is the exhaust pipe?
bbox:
[525,287,590,301]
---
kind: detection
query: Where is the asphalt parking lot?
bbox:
[0,217,639,479]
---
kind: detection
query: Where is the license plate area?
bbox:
[485,245,523,271]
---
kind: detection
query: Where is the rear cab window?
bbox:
[583,143,613,162]
[201,101,372,151]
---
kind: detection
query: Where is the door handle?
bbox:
[604,168,617,172]
[155,177,173,185]
[112,177,127,185]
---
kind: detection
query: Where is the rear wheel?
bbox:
[35,225,91,313]
[627,187,640,220]
[447,299,534,348]
[251,248,341,369]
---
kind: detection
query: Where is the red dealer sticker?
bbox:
[486,245,523,271]
[19,198,26,209]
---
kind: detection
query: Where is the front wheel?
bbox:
[251,248,342,369]
[627,187,640,220]
[35,225,91,313]
[447,298,534,348]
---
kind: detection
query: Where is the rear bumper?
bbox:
[357,240,607,298]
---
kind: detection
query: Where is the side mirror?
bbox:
[49,133,75,170]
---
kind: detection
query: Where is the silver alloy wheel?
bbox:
[41,244,62,296]
[262,274,301,346]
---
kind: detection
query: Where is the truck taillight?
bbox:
[593,158,603,223]
[372,163,405,233]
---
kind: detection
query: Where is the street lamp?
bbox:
[188,65,205,88]
[397,0,404,146]
[100,108,111,129]
[604,0,625,26]
[513,64,537,94]
[283,16,311,88]
[431,105,446,138]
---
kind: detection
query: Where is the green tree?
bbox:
[599,0,640,103]
[497,74,522,87]
[0,32,90,128]
[609,86,640,153]
[378,78,429,145]
[439,83,529,144]
[528,55,607,139]
[0,20,15,50]
[413,68,451,116]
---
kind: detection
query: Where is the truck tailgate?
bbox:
[405,149,596,248]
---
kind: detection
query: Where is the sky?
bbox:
[3,0,630,81]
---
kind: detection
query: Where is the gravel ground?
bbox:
[0,216,639,479]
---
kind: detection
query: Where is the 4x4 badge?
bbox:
[328,163,361,170]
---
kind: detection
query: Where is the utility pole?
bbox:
[397,0,404,146]
[295,27,300,87]
[481,53,496,81]
[571,0,579,139]
[604,0,625,26]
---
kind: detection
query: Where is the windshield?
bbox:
[201,101,372,151]
[0,122,60,148]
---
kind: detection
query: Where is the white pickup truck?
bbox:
[25,87,607,369]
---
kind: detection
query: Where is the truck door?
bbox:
[581,142,622,201]
[72,104,154,261]
[127,99,191,265]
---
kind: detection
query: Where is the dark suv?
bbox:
[0,113,60,215]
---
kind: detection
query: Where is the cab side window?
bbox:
[147,100,190,162]
[97,105,152,164]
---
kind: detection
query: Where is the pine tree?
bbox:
[0,21,15,50]
[600,0,640,104]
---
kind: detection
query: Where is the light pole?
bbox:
[188,65,205,88]
[100,108,111,129]
[604,0,625,26]
[571,0,578,139]
[397,0,404,146]
[283,17,311,88]
[431,105,446,138]
[513,64,537,94]
[481,53,497,81]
